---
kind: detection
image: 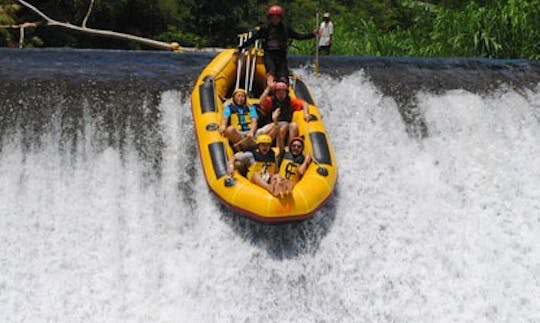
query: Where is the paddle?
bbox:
[315,11,320,76]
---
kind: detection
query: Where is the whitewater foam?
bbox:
[1,72,539,322]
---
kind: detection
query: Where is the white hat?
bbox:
[323,12,330,18]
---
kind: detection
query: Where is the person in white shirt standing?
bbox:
[318,12,334,55]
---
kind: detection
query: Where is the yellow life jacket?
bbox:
[278,152,305,183]
[247,150,276,181]
[228,103,253,132]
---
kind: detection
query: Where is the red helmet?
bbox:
[268,5,283,16]
[274,82,288,92]
[289,137,304,147]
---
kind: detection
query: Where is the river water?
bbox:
[1,48,539,322]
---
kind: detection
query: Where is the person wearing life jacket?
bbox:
[226,134,282,196]
[259,81,311,154]
[219,88,258,150]
[240,5,317,87]
[276,136,312,195]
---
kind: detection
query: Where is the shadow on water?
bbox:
[219,187,340,260]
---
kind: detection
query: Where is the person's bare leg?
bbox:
[266,74,275,88]
[288,122,298,142]
[282,179,294,195]
[270,175,281,196]
[252,173,278,196]
[264,123,279,140]
[277,123,289,154]
[224,126,242,143]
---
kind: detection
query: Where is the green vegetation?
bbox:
[0,1,19,46]
[1,0,539,59]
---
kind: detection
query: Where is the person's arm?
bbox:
[297,154,312,177]
[302,101,310,121]
[259,84,272,104]
[260,87,282,124]
[227,152,254,176]
[220,104,231,135]
[272,108,280,126]
[288,26,317,40]
[290,98,311,122]
[247,105,258,140]
[226,153,238,176]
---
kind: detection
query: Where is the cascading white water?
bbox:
[1,71,539,322]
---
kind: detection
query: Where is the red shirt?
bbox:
[261,96,304,112]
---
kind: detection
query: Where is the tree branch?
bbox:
[0,22,38,28]
[19,25,24,48]
[82,0,94,28]
[12,0,221,52]
[0,22,39,48]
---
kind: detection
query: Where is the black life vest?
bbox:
[271,95,293,122]
[264,23,288,51]
[247,149,277,181]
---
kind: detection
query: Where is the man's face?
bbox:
[269,14,282,25]
[233,92,246,105]
[290,141,303,156]
[258,143,272,154]
[275,89,287,100]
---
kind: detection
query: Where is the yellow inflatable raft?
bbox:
[190,48,337,222]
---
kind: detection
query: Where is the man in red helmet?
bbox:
[240,4,317,87]
[259,81,310,155]
[276,136,312,195]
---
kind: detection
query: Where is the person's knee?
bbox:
[223,126,235,137]
[289,122,298,131]
[226,126,240,135]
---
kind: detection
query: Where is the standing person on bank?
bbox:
[318,12,333,55]
[240,5,317,87]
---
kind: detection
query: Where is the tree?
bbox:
[0,1,22,46]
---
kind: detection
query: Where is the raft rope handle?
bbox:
[235,34,247,90]
[244,32,252,92]
[236,32,261,96]
[248,40,260,95]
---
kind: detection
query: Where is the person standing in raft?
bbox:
[240,4,317,87]
[259,82,311,155]
[227,134,284,196]
[276,137,312,195]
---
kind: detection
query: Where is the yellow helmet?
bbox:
[256,134,272,145]
[232,88,247,97]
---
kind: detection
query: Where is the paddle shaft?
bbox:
[315,12,320,76]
